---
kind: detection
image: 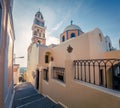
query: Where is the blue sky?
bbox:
[13,0,120,67]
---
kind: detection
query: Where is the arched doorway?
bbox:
[35,68,40,90]
[45,52,53,64]
[62,36,65,42]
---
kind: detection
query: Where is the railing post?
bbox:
[88,62,91,83]
[93,62,95,84]
[111,64,114,89]
[104,64,107,88]
[75,62,77,79]
[80,62,82,81]
[79,62,81,80]
[98,63,100,86]
[84,62,86,82]
[77,62,79,80]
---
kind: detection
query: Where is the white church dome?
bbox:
[64,24,82,32]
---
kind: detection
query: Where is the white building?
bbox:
[27,10,120,108]
[0,0,15,108]
[13,64,20,85]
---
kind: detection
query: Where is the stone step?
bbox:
[12,82,64,108]
[13,94,44,107]
[16,97,58,108]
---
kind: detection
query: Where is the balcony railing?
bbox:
[73,59,120,90]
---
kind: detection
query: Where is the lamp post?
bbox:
[13,56,24,64]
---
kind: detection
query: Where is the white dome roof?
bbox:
[64,24,82,32]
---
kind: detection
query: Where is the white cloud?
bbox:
[52,20,63,31]
[46,36,59,45]
[47,20,63,36]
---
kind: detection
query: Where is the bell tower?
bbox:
[32,10,46,45]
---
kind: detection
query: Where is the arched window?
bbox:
[99,33,102,41]
[109,43,111,51]
[36,41,41,47]
[39,33,41,37]
[40,15,43,19]
[43,33,45,38]
[37,29,39,32]
[78,30,80,36]
[38,14,40,18]
[45,52,51,63]
[34,31,37,35]
[71,33,75,38]
[62,36,65,42]
[45,55,49,63]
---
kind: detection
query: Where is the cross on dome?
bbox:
[71,20,73,25]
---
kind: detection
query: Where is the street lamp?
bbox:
[14,56,24,59]
[13,56,24,64]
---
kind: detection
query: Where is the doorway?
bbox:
[36,69,39,90]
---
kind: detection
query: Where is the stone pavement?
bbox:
[12,82,63,108]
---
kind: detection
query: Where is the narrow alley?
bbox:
[12,82,63,108]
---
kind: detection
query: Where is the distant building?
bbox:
[13,64,20,85]
[0,0,15,108]
[20,67,27,73]
[27,10,120,108]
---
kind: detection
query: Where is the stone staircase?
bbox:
[12,82,63,108]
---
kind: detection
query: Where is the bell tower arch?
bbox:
[32,10,46,45]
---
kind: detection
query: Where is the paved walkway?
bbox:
[12,82,63,108]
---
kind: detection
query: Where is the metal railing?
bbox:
[73,59,120,90]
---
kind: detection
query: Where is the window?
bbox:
[34,31,37,35]
[43,68,48,81]
[71,33,75,38]
[58,75,64,82]
[53,67,65,83]
[36,41,40,47]
[45,52,51,63]
[45,55,49,63]
[37,29,39,32]
[109,43,111,51]
[37,14,40,18]
[99,33,102,41]
[62,36,65,42]
[39,33,41,37]
[40,15,43,19]
[35,19,40,25]
[0,3,2,47]
[78,30,80,36]
[43,34,45,38]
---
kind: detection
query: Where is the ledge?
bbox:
[74,80,120,98]
[52,79,66,87]
[43,80,49,85]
